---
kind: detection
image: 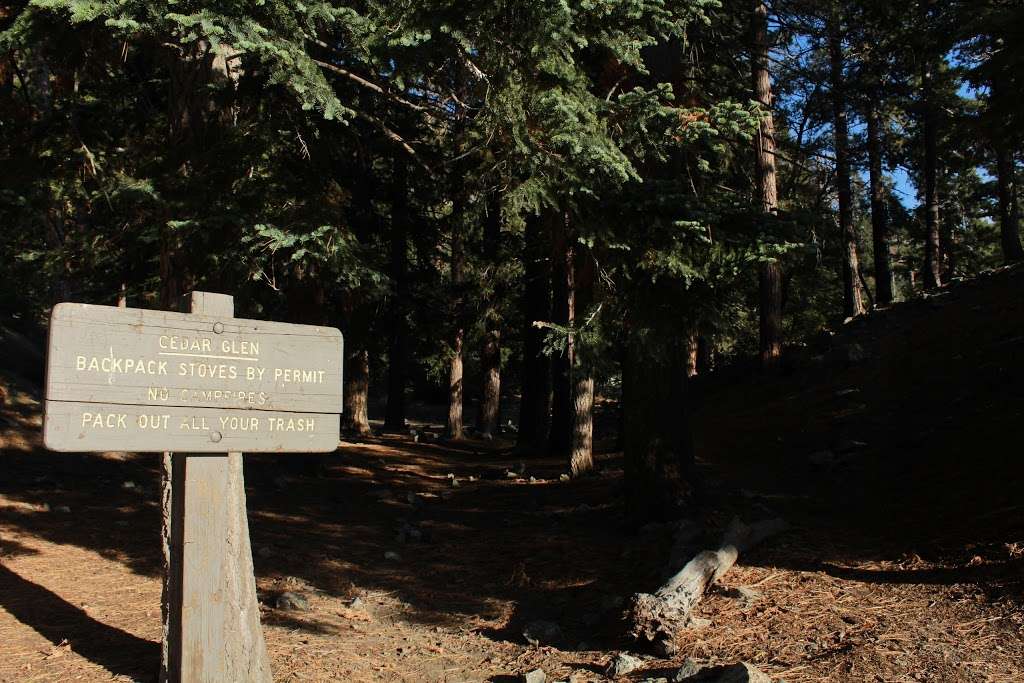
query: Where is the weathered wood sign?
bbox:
[42,292,343,683]
[43,301,343,452]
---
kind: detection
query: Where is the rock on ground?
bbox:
[522,668,546,683]
[674,662,771,683]
[275,591,310,611]
[607,652,644,677]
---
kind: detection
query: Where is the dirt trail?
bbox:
[1,267,1023,682]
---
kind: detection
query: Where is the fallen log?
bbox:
[626,517,788,655]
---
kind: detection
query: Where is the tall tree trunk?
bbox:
[996,147,1024,263]
[828,18,865,318]
[446,206,466,440]
[477,194,503,439]
[341,290,373,437]
[753,0,783,369]
[343,348,372,436]
[569,250,595,477]
[686,333,699,378]
[920,0,942,289]
[992,62,1024,263]
[549,211,573,457]
[866,96,894,304]
[623,309,696,522]
[696,336,713,375]
[385,162,409,432]
[517,212,552,452]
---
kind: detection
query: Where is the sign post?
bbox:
[43,291,343,682]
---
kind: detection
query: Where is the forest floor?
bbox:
[2,266,1023,682]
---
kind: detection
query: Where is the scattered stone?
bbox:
[522,619,562,646]
[674,658,706,680]
[607,652,644,677]
[559,473,571,482]
[522,669,546,683]
[275,591,310,611]
[529,476,537,483]
[349,597,365,610]
[121,481,137,490]
[674,662,771,683]
[384,551,401,561]
[639,678,669,683]
[505,471,519,479]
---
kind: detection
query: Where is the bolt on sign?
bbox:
[43,301,343,451]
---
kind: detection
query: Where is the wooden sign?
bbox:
[43,301,343,452]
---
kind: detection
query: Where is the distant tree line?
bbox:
[1,0,1021,521]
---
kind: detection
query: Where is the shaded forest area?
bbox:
[2,0,1024,681]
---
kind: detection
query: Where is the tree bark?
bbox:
[385,162,409,432]
[343,347,372,436]
[758,263,783,367]
[623,312,695,522]
[996,146,1024,263]
[828,17,865,318]
[446,207,466,440]
[920,0,942,289]
[696,336,713,375]
[753,0,783,369]
[686,333,699,379]
[990,62,1024,264]
[549,211,573,457]
[517,212,552,452]
[866,96,895,304]
[570,252,595,477]
[477,194,503,439]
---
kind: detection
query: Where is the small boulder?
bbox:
[675,662,771,683]
[275,591,310,611]
[522,669,546,683]
[607,652,644,677]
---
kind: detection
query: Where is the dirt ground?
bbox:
[1,267,1023,682]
